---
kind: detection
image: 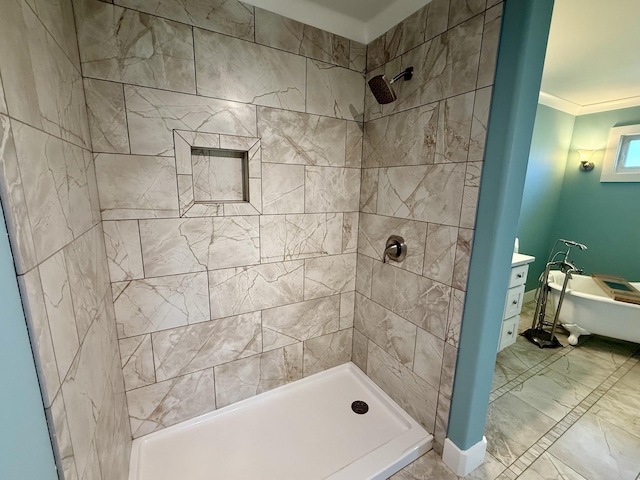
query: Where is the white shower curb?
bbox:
[442,436,487,476]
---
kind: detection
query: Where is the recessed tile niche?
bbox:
[173,130,262,217]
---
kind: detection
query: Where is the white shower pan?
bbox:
[129,363,432,480]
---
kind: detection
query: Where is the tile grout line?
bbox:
[501,354,638,478]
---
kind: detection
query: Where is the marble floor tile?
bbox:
[589,381,640,438]
[548,348,619,390]
[509,369,592,421]
[518,452,587,480]
[549,412,640,480]
[491,363,519,392]
[485,393,556,467]
[495,336,556,375]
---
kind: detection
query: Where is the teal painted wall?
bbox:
[0,204,58,479]
[518,104,575,291]
[447,0,554,451]
[550,106,640,279]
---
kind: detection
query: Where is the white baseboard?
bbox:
[442,436,487,476]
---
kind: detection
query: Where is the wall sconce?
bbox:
[578,149,595,171]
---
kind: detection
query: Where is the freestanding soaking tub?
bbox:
[548,271,640,345]
[128,363,431,480]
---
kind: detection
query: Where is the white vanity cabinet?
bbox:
[498,253,535,352]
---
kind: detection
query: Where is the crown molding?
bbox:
[539,91,640,116]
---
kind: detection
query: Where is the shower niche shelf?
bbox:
[173,130,262,217]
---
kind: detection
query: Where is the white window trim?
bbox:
[600,124,640,182]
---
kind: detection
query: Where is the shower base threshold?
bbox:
[128,362,432,480]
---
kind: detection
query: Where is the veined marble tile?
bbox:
[452,228,473,290]
[127,369,215,438]
[0,115,36,273]
[0,0,42,130]
[345,121,363,168]
[448,0,486,28]
[434,393,451,448]
[257,107,346,166]
[342,212,359,254]
[260,214,343,263]
[339,292,355,330]
[469,87,492,162]
[548,349,619,390]
[21,4,90,148]
[354,293,417,368]
[195,28,305,111]
[377,164,466,225]
[84,79,129,154]
[425,0,450,41]
[262,296,339,351]
[590,381,640,441]
[306,59,364,121]
[359,168,379,214]
[115,0,254,40]
[435,92,474,164]
[349,41,366,72]
[114,272,209,338]
[439,343,457,397]
[62,309,117,477]
[355,253,373,298]
[12,121,94,262]
[519,452,587,480]
[209,261,304,319]
[126,85,256,157]
[255,8,349,67]
[80,440,101,480]
[74,0,195,93]
[214,344,303,408]
[139,216,260,277]
[485,393,556,467]
[495,337,555,375]
[366,5,428,71]
[262,163,305,214]
[413,328,445,389]
[39,250,80,382]
[446,288,464,347]
[0,74,6,113]
[352,329,368,372]
[305,166,360,213]
[549,412,640,480]
[423,224,457,285]
[46,391,78,480]
[64,225,112,341]
[119,334,155,391]
[478,3,503,89]
[103,220,144,282]
[153,312,262,381]
[303,329,352,377]
[95,153,179,220]
[460,185,479,228]
[492,362,518,392]
[18,269,60,407]
[357,213,427,275]
[465,161,483,187]
[303,254,356,300]
[367,342,438,432]
[371,262,451,339]
[510,369,592,422]
[27,0,81,69]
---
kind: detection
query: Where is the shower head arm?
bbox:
[390,67,414,84]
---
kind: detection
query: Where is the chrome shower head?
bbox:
[367,67,413,105]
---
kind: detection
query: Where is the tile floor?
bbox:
[391,302,640,480]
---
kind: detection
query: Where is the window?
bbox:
[601,124,640,182]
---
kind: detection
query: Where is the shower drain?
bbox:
[351,400,369,414]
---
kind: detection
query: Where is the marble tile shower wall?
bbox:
[74,0,365,438]
[0,0,132,479]
[354,0,503,450]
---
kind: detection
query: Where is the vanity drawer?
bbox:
[498,316,519,352]
[504,284,525,319]
[509,264,529,288]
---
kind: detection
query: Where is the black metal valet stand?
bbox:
[522,239,587,349]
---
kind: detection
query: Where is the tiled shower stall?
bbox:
[0,0,501,477]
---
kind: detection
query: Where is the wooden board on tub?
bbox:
[591,273,640,306]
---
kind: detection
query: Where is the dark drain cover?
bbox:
[351,400,369,414]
